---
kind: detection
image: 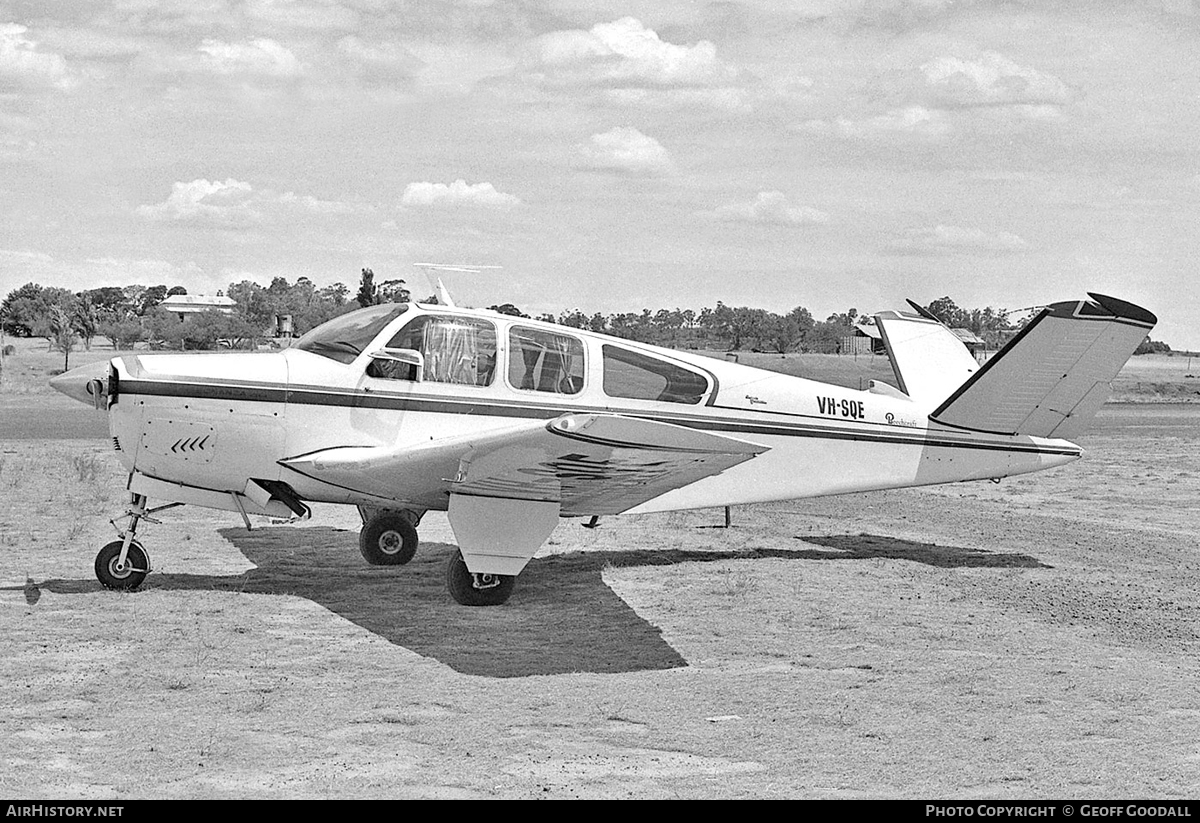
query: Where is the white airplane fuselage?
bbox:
[98,302,1081,519]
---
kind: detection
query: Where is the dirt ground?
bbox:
[1,401,1198,799]
[2,337,1199,798]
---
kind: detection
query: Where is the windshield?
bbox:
[293,303,409,364]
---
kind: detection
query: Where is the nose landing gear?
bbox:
[94,493,182,591]
[95,539,149,591]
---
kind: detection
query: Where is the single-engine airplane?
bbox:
[51,292,1155,606]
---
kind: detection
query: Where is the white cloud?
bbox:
[0,134,37,161]
[0,23,73,89]
[799,50,1071,146]
[243,0,361,32]
[890,224,1029,255]
[523,17,736,89]
[137,178,367,224]
[577,127,675,175]
[704,191,829,225]
[833,0,963,30]
[273,191,366,214]
[138,178,257,224]
[336,35,423,85]
[400,179,521,208]
[604,86,756,112]
[0,248,206,292]
[799,106,953,141]
[921,51,1070,109]
[82,256,207,285]
[196,38,303,77]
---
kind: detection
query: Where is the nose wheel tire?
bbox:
[359,512,419,566]
[446,550,515,606]
[95,540,149,591]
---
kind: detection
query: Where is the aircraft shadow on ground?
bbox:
[29,527,1046,678]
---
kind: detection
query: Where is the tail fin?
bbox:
[874,307,981,408]
[929,294,1156,439]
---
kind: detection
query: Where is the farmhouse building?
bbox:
[950,328,986,357]
[158,294,236,321]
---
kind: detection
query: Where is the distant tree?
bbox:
[46,304,78,370]
[315,282,350,307]
[82,286,128,318]
[805,320,847,354]
[825,307,859,328]
[140,285,169,315]
[166,285,188,296]
[356,268,377,308]
[226,276,356,337]
[787,306,815,346]
[699,302,735,348]
[608,312,639,340]
[1135,337,1171,355]
[97,316,145,350]
[227,280,273,331]
[5,284,76,346]
[558,309,589,329]
[178,310,260,350]
[1,283,47,336]
[652,308,687,345]
[376,278,410,303]
[73,293,100,350]
[924,296,970,328]
[146,308,260,350]
[766,306,815,354]
[121,285,146,315]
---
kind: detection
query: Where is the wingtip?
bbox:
[1086,293,1157,327]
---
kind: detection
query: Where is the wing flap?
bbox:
[281,413,768,516]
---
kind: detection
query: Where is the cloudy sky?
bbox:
[2,1,1198,347]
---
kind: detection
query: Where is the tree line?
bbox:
[0,268,1169,371]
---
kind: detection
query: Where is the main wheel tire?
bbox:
[446,550,515,606]
[359,512,419,566]
[95,540,149,591]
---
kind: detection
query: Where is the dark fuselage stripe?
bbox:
[118,378,1082,458]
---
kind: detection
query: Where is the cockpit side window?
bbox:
[375,315,497,386]
[507,327,585,394]
[602,345,709,404]
[293,303,409,364]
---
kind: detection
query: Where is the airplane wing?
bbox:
[280,413,768,516]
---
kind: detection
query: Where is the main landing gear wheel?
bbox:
[359,512,419,566]
[95,540,149,591]
[446,550,515,607]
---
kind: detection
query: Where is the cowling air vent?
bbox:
[140,419,217,463]
[112,436,122,452]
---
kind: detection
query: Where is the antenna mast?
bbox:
[412,263,501,308]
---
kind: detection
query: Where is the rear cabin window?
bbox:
[508,327,585,394]
[602,345,709,405]
[375,315,497,386]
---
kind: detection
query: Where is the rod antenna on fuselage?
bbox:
[412,263,501,308]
